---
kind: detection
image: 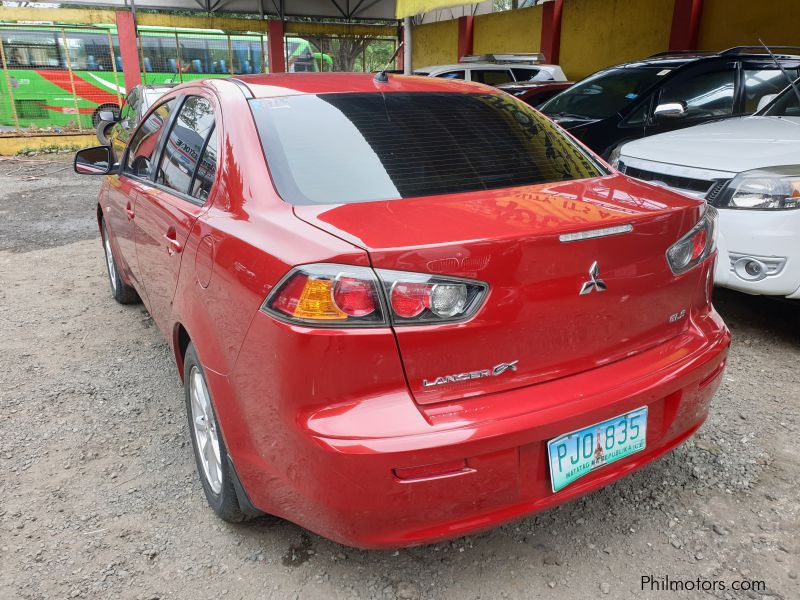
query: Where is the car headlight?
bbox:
[608,145,623,169]
[716,166,800,210]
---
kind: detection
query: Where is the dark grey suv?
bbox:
[540,47,800,159]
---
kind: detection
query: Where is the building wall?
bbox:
[412,19,459,69]
[697,0,800,50]
[559,0,674,80]
[473,6,543,55]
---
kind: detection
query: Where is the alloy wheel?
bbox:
[103,229,118,295]
[189,366,223,494]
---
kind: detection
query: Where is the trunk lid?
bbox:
[294,175,705,405]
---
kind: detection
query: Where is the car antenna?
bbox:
[759,38,800,107]
[374,41,405,83]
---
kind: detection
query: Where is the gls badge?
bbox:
[422,360,519,388]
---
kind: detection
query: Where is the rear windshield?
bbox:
[250,92,604,205]
[541,66,671,119]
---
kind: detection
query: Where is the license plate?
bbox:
[547,406,648,492]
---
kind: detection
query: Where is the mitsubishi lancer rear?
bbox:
[145,74,730,549]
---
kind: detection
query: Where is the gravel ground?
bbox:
[1,158,798,600]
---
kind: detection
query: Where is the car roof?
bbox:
[230,72,499,99]
[609,50,800,70]
[415,63,556,73]
[497,81,572,89]
[135,83,177,92]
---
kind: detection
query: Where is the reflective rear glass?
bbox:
[250,92,604,205]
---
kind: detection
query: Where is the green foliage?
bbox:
[16,143,81,156]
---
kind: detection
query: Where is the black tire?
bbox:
[100,219,139,305]
[183,343,251,523]
[96,120,114,146]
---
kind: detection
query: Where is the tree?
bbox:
[310,35,368,72]
[309,35,396,72]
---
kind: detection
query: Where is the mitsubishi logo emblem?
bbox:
[579,261,607,295]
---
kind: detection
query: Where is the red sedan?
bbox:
[74,73,730,549]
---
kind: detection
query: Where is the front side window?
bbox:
[156,96,215,198]
[743,68,797,113]
[125,98,176,178]
[542,66,670,119]
[762,83,800,117]
[658,68,735,119]
[251,92,604,205]
[472,69,514,85]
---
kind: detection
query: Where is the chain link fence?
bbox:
[306,36,398,72]
[0,22,399,134]
[0,24,123,133]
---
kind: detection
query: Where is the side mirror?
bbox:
[74,146,113,175]
[653,102,686,118]
[756,93,778,112]
[98,110,118,122]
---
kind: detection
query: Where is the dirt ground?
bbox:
[1,158,798,600]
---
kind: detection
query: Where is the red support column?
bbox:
[457,16,474,61]
[540,0,563,65]
[669,0,704,51]
[268,19,286,73]
[115,11,141,90]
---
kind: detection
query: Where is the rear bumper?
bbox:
[215,310,730,549]
[713,207,800,298]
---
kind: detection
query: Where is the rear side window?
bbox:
[436,70,465,80]
[190,127,218,202]
[472,69,514,85]
[659,68,735,118]
[156,96,215,199]
[125,98,176,178]
[251,92,604,205]
[512,68,541,82]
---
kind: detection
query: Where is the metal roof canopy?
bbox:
[57,0,400,20]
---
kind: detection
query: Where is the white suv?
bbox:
[414,53,567,85]
[614,83,800,300]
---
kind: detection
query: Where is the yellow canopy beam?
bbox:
[396,0,476,18]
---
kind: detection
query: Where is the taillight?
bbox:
[666,206,717,275]
[263,264,384,327]
[262,264,488,327]
[377,269,487,325]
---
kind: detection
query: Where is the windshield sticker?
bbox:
[657,69,671,76]
[625,93,638,99]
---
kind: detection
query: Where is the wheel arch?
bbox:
[174,322,192,383]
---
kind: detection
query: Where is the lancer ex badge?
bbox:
[579,261,607,295]
[422,360,519,388]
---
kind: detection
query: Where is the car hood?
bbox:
[621,116,800,173]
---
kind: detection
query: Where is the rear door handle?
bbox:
[164,229,182,255]
[125,202,135,220]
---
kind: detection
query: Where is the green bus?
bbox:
[0,23,331,129]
